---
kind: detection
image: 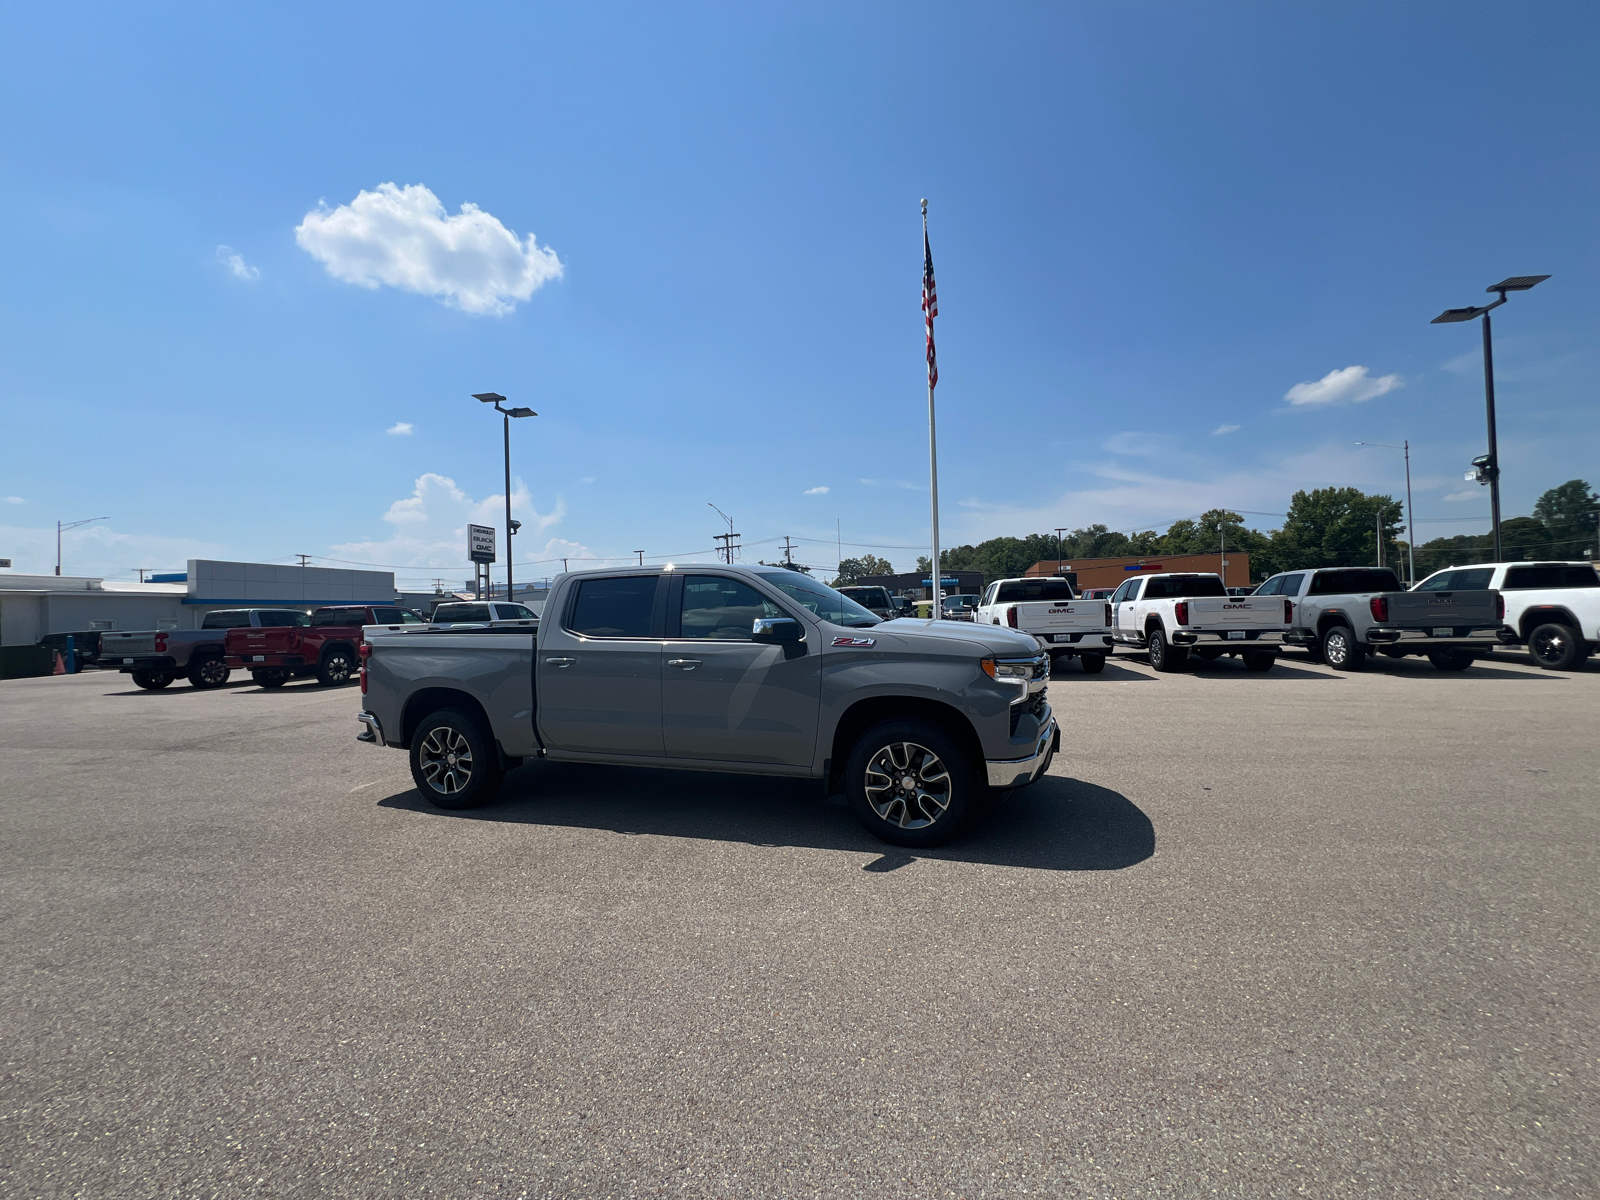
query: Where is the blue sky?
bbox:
[2,3,1595,588]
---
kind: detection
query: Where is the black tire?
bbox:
[316,645,357,687]
[845,718,982,848]
[1321,625,1364,671]
[1147,628,1187,672]
[1243,651,1276,672]
[131,670,173,690]
[1079,653,1106,674]
[1427,648,1474,671]
[253,670,286,689]
[409,709,505,810]
[1193,648,1224,662]
[1527,622,1583,671]
[188,655,231,689]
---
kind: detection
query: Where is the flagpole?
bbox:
[923,199,942,621]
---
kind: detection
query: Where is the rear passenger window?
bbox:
[568,576,658,638]
[257,611,310,627]
[1503,565,1599,590]
[200,611,251,629]
[371,608,404,624]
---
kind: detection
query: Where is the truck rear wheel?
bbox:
[1321,625,1364,671]
[410,710,505,810]
[1147,629,1187,672]
[252,670,286,688]
[845,719,980,848]
[131,670,173,690]
[317,647,356,687]
[1427,648,1474,671]
[1079,653,1106,674]
[188,656,231,689]
[1527,623,1583,671]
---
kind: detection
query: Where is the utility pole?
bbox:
[635,550,645,566]
[1054,527,1069,576]
[708,502,737,563]
[561,557,569,573]
[782,536,796,567]
[1219,525,1228,584]
[1375,512,1384,568]
[296,554,311,567]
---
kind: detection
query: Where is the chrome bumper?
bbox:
[356,711,384,745]
[1170,630,1285,646]
[986,717,1059,789]
[1366,627,1501,646]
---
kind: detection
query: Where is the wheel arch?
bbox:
[1518,605,1581,639]
[1316,610,1352,636]
[827,695,983,793]
[319,638,360,662]
[401,687,493,750]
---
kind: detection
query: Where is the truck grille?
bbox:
[1010,688,1050,736]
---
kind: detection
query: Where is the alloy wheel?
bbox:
[419,726,474,794]
[325,653,353,683]
[864,741,952,830]
[195,658,228,686]
[1530,626,1569,666]
[1325,630,1350,666]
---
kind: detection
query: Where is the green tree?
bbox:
[759,560,812,575]
[1533,479,1599,558]
[1269,487,1403,572]
[834,554,893,584]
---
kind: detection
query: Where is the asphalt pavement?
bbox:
[2,648,1595,1198]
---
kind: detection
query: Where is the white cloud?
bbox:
[1284,365,1403,408]
[0,520,228,578]
[386,422,414,436]
[1212,423,1241,436]
[804,485,830,495]
[1102,431,1164,456]
[1441,490,1479,502]
[216,245,259,281]
[327,472,585,577]
[579,476,596,484]
[5,496,23,504]
[295,183,563,316]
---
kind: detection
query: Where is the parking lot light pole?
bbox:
[473,393,537,601]
[1431,275,1549,562]
[1356,440,1414,586]
[56,517,107,576]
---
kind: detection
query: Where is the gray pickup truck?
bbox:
[101,608,311,690]
[1256,566,1503,671]
[358,565,1059,846]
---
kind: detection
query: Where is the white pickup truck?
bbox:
[1414,560,1598,670]
[1110,571,1289,672]
[976,577,1113,673]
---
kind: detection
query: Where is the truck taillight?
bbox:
[1006,606,1018,628]
[1369,595,1388,622]
[359,642,371,659]
[1495,592,1504,620]
[1284,598,1293,624]
[1104,603,1112,626]
[359,667,367,694]
[1174,601,1188,626]
[153,633,167,652]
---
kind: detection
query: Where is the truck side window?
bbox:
[1254,577,1282,596]
[568,576,657,638]
[679,576,782,640]
[1448,568,1493,590]
[1505,564,1600,589]
[258,611,310,627]
[201,611,250,629]
[1277,574,1305,597]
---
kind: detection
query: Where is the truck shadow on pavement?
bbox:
[378,766,1154,873]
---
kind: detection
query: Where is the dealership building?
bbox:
[0,559,395,647]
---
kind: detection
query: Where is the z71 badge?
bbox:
[831,636,877,647]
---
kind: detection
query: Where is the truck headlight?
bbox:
[981,657,1033,680]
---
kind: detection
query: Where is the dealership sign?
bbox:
[467,524,497,564]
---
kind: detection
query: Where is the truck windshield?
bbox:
[754,570,880,627]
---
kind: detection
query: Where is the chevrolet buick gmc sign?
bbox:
[468,524,497,564]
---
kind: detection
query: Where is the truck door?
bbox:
[1112,579,1140,637]
[536,575,665,756]
[659,573,821,767]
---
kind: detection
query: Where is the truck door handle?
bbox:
[544,656,577,668]
[667,658,702,670]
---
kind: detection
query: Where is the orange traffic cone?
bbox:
[52,651,67,675]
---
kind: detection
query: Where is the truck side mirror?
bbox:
[752,617,804,645]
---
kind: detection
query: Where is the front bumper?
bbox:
[986,716,1060,789]
[356,711,384,744]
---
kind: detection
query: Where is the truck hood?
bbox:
[864,617,1042,657]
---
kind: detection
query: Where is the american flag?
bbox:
[922,223,938,390]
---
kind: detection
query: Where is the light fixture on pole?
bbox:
[1356,441,1415,587]
[56,517,107,576]
[474,393,537,601]
[1431,275,1549,562]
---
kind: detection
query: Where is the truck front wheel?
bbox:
[1321,625,1364,671]
[1147,629,1187,672]
[845,719,980,848]
[1527,623,1583,671]
[188,656,230,688]
[317,647,356,687]
[131,670,173,690]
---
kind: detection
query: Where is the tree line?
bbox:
[832,479,1598,585]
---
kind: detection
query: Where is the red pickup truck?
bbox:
[225,604,425,688]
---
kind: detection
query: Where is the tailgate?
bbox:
[1386,589,1499,629]
[1016,601,1107,632]
[230,628,301,657]
[100,632,157,657]
[1187,598,1284,628]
